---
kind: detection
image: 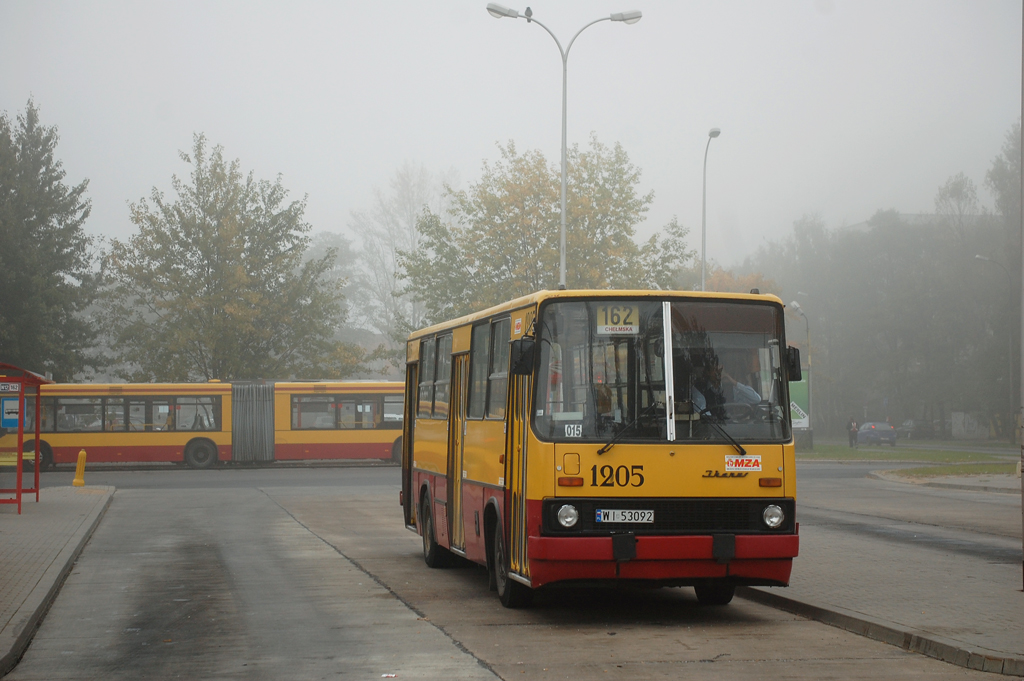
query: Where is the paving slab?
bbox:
[0,486,114,677]
[745,466,1024,676]
[2,470,1023,678]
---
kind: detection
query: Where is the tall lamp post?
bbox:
[486,4,642,290]
[700,127,721,292]
[790,300,811,441]
[975,255,1015,442]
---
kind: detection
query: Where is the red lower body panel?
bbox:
[273,441,392,460]
[53,445,187,464]
[526,534,798,589]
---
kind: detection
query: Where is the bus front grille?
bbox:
[542,497,796,535]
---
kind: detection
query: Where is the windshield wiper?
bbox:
[597,402,660,455]
[697,408,747,455]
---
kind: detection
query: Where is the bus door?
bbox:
[506,373,530,581]
[446,354,469,550]
[402,362,418,529]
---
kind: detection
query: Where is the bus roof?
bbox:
[39,383,232,395]
[275,381,403,393]
[407,289,785,340]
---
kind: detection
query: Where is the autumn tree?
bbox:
[102,134,366,382]
[701,265,777,295]
[400,136,696,324]
[0,100,95,380]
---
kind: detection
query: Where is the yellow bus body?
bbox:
[403,290,799,603]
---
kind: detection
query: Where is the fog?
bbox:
[1,0,1019,265]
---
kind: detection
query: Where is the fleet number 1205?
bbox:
[591,464,645,487]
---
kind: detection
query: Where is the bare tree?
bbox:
[349,162,456,365]
[934,172,981,244]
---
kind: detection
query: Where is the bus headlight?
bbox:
[557,504,579,528]
[763,504,785,529]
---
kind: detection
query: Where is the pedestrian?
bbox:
[847,417,858,447]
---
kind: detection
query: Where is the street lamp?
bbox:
[700,127,721,292]
[486,4,642,290]
[790,300,811,436]
[975,254,1015,440]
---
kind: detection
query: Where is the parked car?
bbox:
[896,419,933,440]
[857,421,897,446]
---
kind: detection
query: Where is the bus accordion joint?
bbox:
[557,476,584,487]
[759,477,783,487]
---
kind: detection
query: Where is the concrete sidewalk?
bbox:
[0,485,113,677]
[743,469,1024,676]
[0,476,1021,677]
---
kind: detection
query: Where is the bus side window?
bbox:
[356,397,378,429]
[383,394,403,429]
[418,338,436,418]
[338,400,356,429]
[152,401,172,431]
[56,398,102,432]
[104,398,126,432]
[24,396,56,433]
[487,318,511,419]
[129,400,147,431]
[468,323,490,419]
[434,335,453,419]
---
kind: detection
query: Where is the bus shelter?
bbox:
[0,363,53,513]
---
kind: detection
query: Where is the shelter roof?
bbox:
[0,363,54,387]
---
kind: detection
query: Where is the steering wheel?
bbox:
[721,402,754,423]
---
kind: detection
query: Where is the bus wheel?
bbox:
[492,519,533,608]
[22,440,52,470]
[694,583,735,605]
[40,443,54,470]
[184,440,217,469]
[420,496,453,568]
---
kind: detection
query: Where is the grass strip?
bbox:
[796,444,1003,464]
[885,462,1018,478]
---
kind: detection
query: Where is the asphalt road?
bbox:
[7,464,1000,680]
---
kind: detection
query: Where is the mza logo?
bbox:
[725,454,761,472]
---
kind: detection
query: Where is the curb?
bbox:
[916,481,1020,495]
[51,459,398,473]
[0,487,114,678]
[867,471,1020,495]
[737,586,1024,677]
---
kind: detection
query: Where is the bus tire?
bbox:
[492,519,533,608]
[420,494,453,568]
[391,437,403,464]
[40,442,54,470]
[694,583,735,605]
[22,440,53,470]
[184,439,217,469]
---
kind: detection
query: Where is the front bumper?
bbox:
[526,532,799,588]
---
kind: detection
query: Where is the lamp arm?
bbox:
[565,16,611,59]
[521,15,567,62]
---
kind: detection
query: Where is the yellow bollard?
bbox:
[72,449,87,487]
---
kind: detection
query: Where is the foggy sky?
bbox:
[1,0,1020,267]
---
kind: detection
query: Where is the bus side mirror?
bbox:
[510,338,536,375]
[786,347,802,382]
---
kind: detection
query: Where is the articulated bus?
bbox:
[2,381,404,469]
[401,290,802,607]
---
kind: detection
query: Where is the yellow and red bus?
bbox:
[3,381,403,469]
[401,290,801,607]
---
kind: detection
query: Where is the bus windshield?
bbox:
[533,299,790,444]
